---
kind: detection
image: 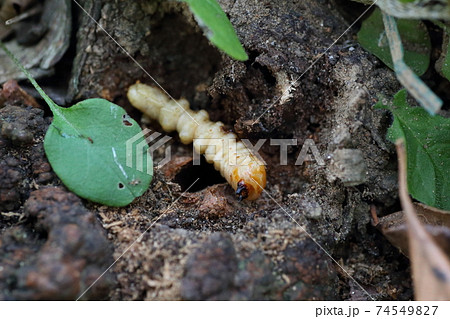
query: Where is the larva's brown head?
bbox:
[232,163,266,201]
[236,180,250,201]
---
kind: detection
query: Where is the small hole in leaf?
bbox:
[118,182,125,189]
[174,157,225,192]
[122,114,133,126]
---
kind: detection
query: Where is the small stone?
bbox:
[330,149,367,186]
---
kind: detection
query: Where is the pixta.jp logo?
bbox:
[126,128,172,174]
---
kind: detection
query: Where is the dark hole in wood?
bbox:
[174,156,226,192]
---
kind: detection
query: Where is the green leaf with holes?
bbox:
[44,99,153,206]
[375,89,450,210]
[358,7,431,76]
[180,0,248,61]
[1,40,152,207]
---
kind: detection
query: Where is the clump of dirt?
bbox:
[0,187,115,300]
[0,80,52,213]
[180,232,338,300]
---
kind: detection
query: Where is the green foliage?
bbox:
[375,90,450,210]
[0,41,152,207]
[358,8,431,76]
[433,21,450,81]
[441,40,450,81]
[180,0,248,61]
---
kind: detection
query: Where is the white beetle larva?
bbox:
[127,83,266,200]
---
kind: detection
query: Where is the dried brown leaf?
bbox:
[378,203,450,257]
[396,140,450,301]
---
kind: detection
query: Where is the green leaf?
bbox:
[0,40,153,207]
[440,39,450,81]
[358,8,431,76]
[375,89,450,210]
[44,99,153,206]
[180,0,248,61]
[432,20,450,81]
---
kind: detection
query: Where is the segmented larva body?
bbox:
[127,83,266,200]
